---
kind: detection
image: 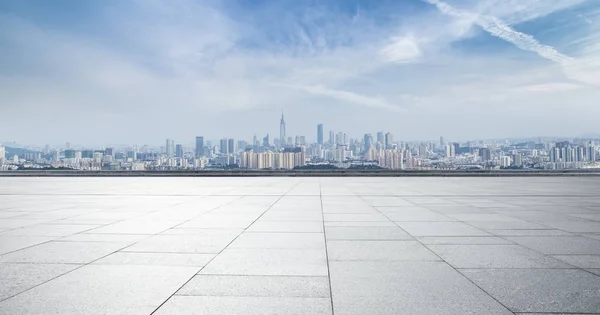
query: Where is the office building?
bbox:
[64,150,77,159]
[363,134,373,152]
[419,144,428,158]
[445,144,455,157]
[263,134,269,147]
[220,138,229,154]
[228,138,236,154]
[175,144,184,158]
[195,136,204,158]
[500,156,512,168]
[480,148,491,161]
[317,124,324,145]
[385,132,393,150]
[166,139,175,157]
[376,132,384,144]
[513,153,522,167]
[329,130,335,145]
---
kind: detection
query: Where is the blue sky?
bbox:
[1,0,599,146]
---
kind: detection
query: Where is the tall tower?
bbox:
[195,136,204,158]
[166,139,175,157]
[280,113,287,147]
[317,124,324,145]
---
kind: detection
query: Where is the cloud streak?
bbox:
[274,84,407,113]
[423,0,574,64]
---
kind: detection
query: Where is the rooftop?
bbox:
[0,177,599,314]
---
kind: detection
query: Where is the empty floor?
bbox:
[0,177,599,314]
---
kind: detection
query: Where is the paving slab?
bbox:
[428,244,571,268]
[506,236,600,255]
[200,248,328,276]
[325,226,412,240]
[397,222,491,236]
[177,275,330,297]
[462,269,600,313]
[329,261,513,315]
[0,265,199,315]
[2,177,600,315]
[154,296,333,315]
[0,263,79,301]
[327,240,440,261]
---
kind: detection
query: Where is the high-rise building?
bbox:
[228,138,236,154]
[376,132,384,144]
[220,138,229,154]
[317,124,324,145]
[480,148,491,161]
[513,153,522,167]
[280,113,287,147]
[329,130,335,145]
[175,144,184,158]
[385,132,393,150]
[363,134,373,152]
[439,136,445,148]
[166,139,175,157]
[445,144,455,157]
[195,136,204,158]
[238,140,248,151]
[64,150,77,159]
[263,134,270,147]
[105,148,114,157]
[287,137,293,147]
[0,145,5,162]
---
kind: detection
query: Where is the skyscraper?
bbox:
[480,148,491,161]
[376,132,384,144]
[329,130,335,145]
[228,138,236,154]
[385,132,394,150]
[363,134,373,152]
[439,136,445,148]
[195,136,204,158]
[175,144,183,158]
[317,124,324,145]
[263,134,270,147]
[280,113,286,147]
[166,139,175,157]
[220,138,229,154]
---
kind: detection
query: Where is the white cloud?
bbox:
[1,0,599,145]
[274,84,407,113]
[381,35,421,63]
[423,0,573,63]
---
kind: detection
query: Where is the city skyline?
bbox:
[1,1,600,146]
[2,112,600,150]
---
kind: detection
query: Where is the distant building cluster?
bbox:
[1,115,599,171]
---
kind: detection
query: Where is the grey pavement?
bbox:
[0,177,599,314]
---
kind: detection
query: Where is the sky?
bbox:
[1,0,599,147]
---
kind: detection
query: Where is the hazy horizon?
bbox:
[1,0,599,146]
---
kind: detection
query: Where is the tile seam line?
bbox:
[149,180,303,315]
[357,194,518,315]
[319,178,336,315]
